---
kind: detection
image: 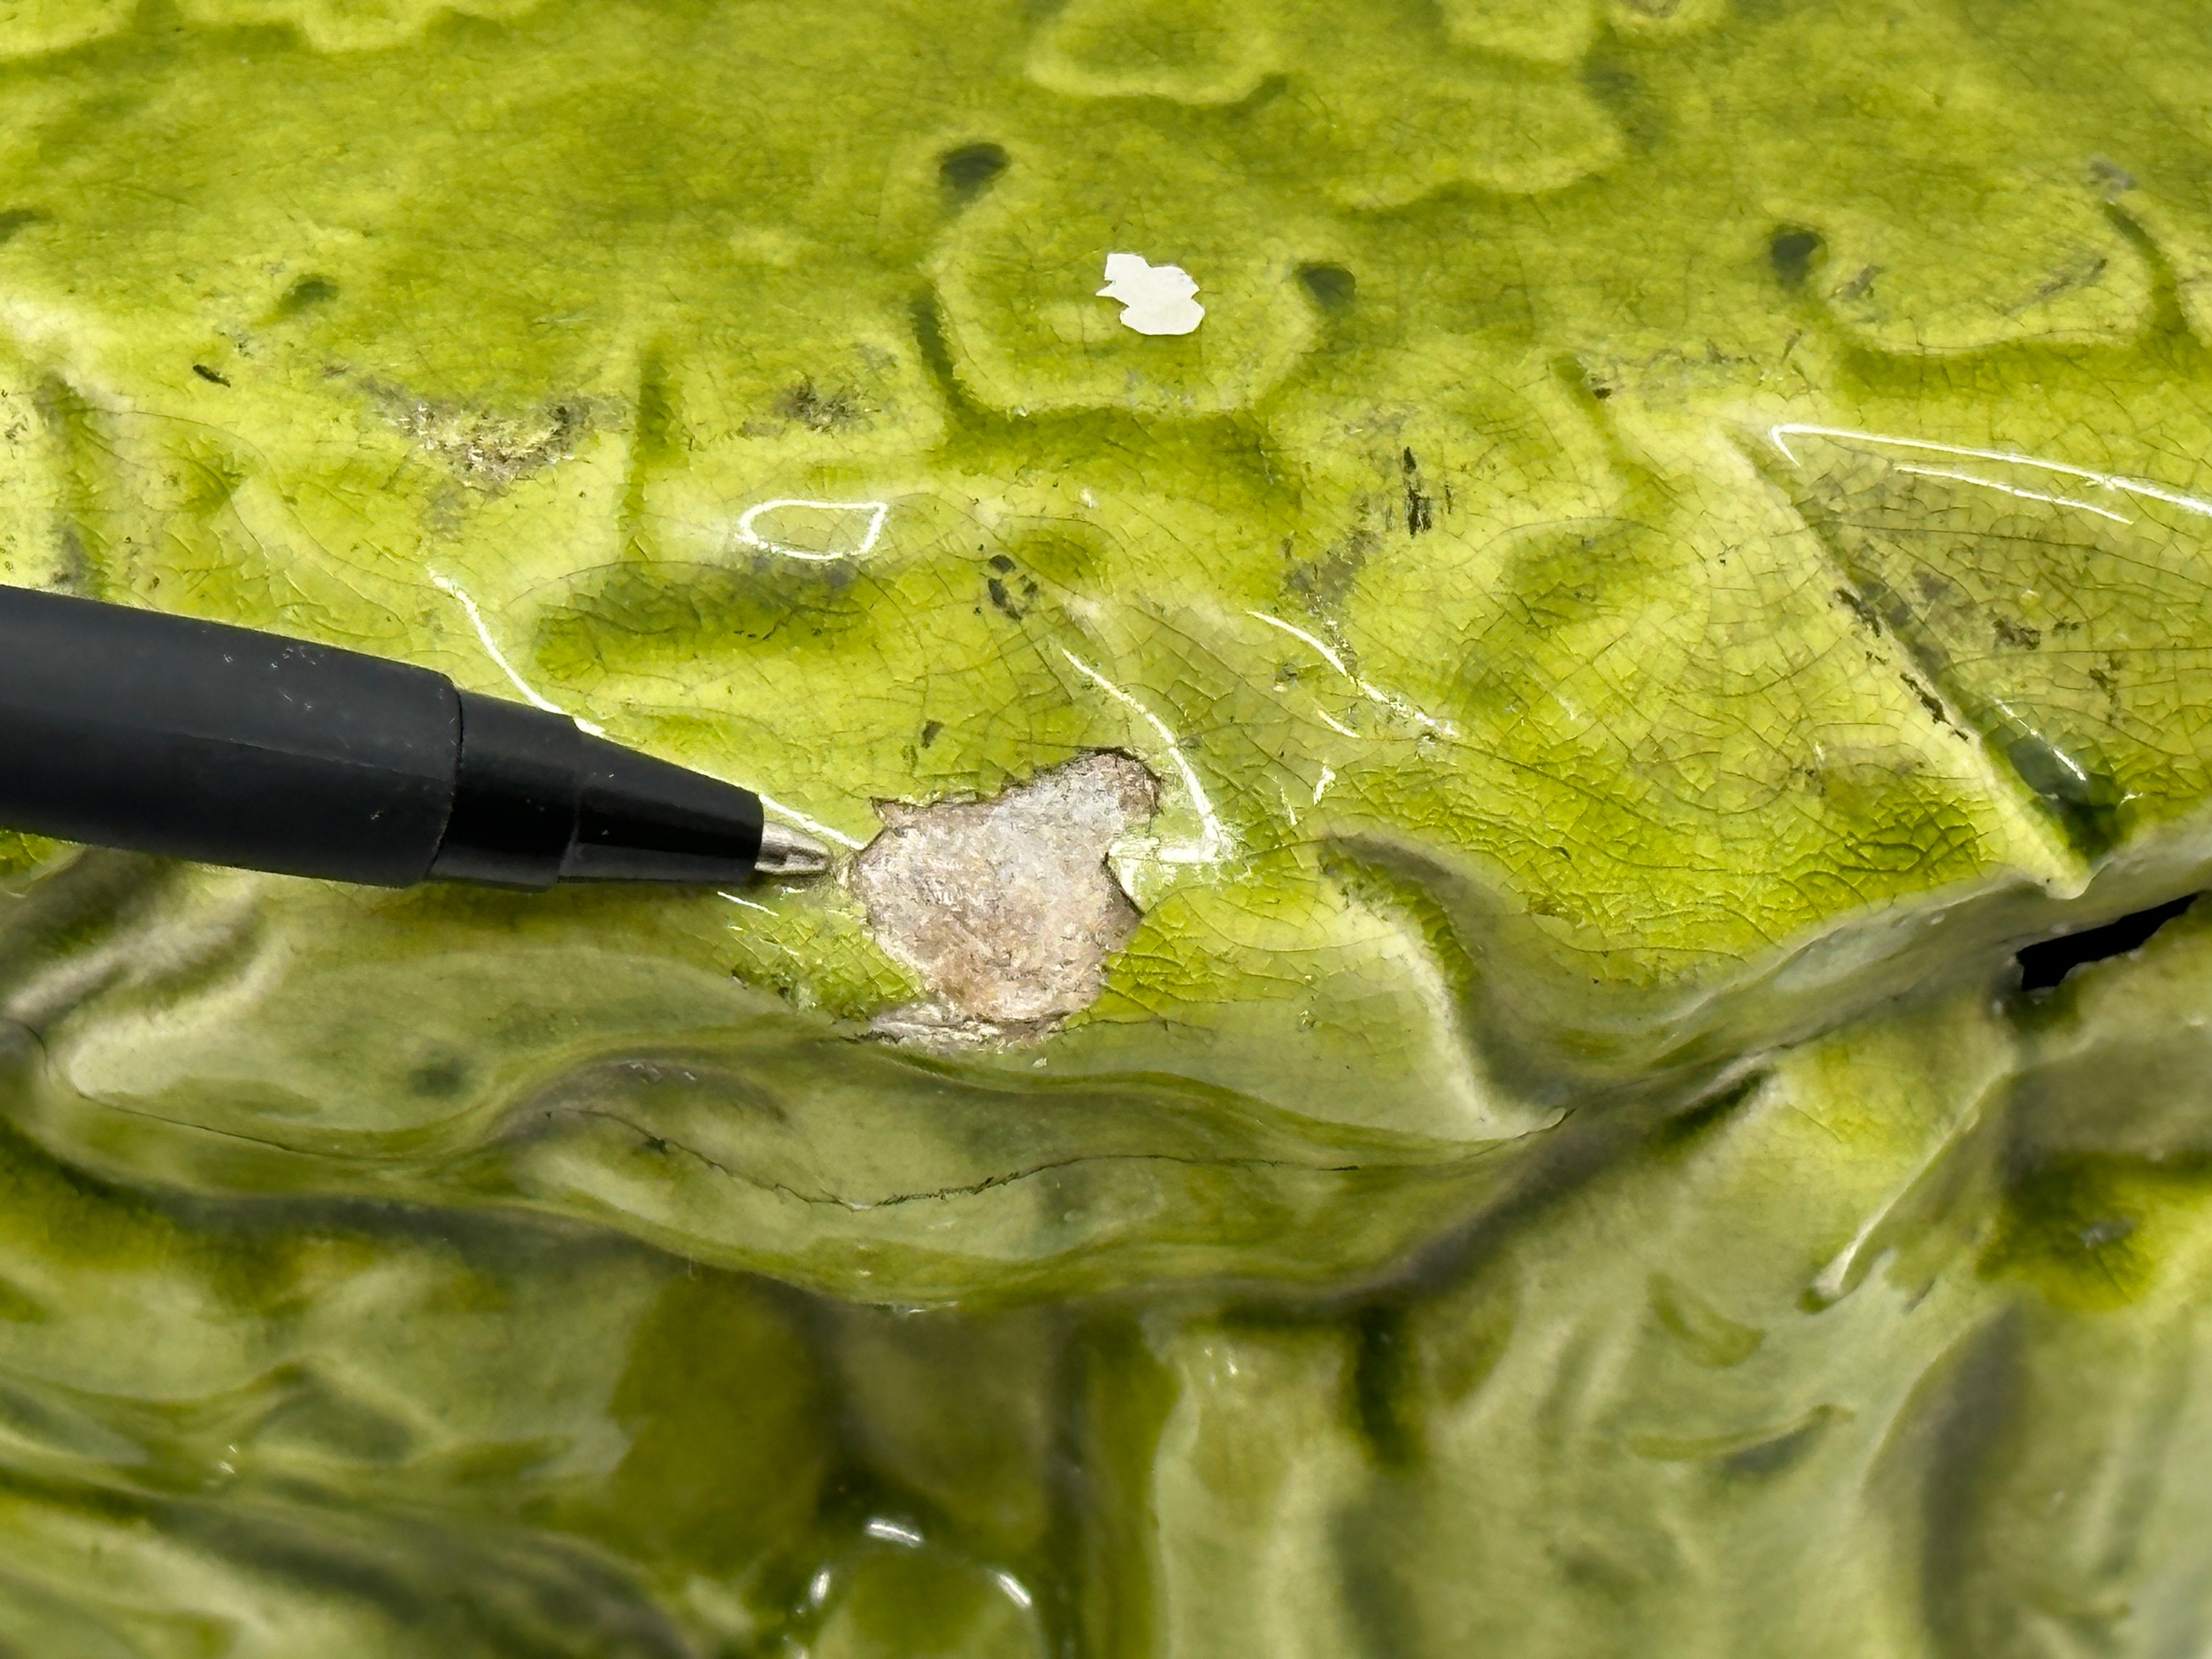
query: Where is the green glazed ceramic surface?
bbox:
[2,0,2211,1650]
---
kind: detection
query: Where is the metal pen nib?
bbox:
[755,823,834,879]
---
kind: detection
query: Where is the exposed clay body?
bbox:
[852,753,1160,1044]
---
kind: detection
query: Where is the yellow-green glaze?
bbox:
[3,0,2212,1650]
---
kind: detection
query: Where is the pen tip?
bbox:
[757,822,833,879]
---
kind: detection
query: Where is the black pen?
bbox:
[0,585,831,889]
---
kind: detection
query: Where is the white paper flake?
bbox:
[1097,252,1205,336]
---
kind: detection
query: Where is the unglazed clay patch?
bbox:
[851,753,1160,1044]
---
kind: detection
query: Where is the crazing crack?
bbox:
[562,1105,1369,1212]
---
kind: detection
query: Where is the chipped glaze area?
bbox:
[853,752,1159,1041]
[3,0,2212,1651]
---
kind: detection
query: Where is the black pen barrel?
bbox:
[0,586,784,889]
[0,585,462,885]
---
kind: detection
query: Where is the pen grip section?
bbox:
[426,695,586,890]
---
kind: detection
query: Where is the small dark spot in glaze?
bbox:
[1833,588,1882,634]
[1901,673,1948,726]
[774,378,864,432]
[939,142,1010,201]
[407,1051,470,1098]
[276,274,339,316]
[1297,263,1356,311]
[1770,227,1821,289]
[1402,448,1433,536]
[1914,570,1961,604]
